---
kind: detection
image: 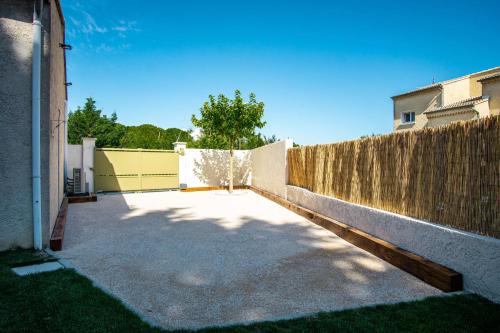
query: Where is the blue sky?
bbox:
[61,0,500,145]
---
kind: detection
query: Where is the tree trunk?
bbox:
[229,149,234,193]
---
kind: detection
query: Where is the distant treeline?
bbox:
[68,98,280,150]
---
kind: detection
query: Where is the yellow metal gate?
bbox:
[94,148,179,192]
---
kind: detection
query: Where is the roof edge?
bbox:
[477,72,500,83]
[391,84,442,99]
[424,96,488,114]
[440,66,500,85]
[391,66,500,100]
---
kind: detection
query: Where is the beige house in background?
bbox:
[392,67,500,131]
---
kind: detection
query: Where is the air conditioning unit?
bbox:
[73,168,82,193]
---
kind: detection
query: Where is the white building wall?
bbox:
[442,77,470,105]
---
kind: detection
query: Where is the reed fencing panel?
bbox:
[288,116,500,238]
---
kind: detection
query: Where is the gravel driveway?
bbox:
[58,190,441,329]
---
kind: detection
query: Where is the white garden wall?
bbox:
[67,144,82,176]
[65,138,95,193]
[178,139,293,191]
[179,148,251,188]
[250,139,293,198]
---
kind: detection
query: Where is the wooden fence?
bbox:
[288,116,500,238]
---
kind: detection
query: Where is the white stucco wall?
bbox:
[65,138,95,193]
[67,144,82,177]
[442,77,470,105]
[287,185,500,303]
[179,149,251,188]
[475,99,491,117]
[250,140,293,198]
[82,138,96,193]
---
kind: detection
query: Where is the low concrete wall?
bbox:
[179,149,251,188]
[65,138,95,193]
[250,140,292,198]
[287,185,500,303]
[67,144,82,177]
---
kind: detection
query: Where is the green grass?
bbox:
[1,250,499,333]
[0,249,159,333]
[0,249,57,267]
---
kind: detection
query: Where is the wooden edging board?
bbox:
[249,186,463,292]
[49,198,69,251]
[67,193,97,203]
[181,185,250,192]
[50,194,98,251]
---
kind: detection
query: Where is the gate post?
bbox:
[82,137,96,193]
[139,149,143,191]
[174,142,186,188]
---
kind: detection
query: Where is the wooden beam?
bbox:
[50,193,97,251]
[67,193,97,204]
[181,185,250,192]
[49,198,69,251]
[249,186,463,292]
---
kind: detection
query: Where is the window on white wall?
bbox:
[402,112,415,124]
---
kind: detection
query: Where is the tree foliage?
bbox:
[121,125,192,150]
[187,134,229,150]
[188,132,274,150]
[68,98,125,148]
[191,90,266,151]
[191,90,266,191]
[69,96,280,154]
[68,98,191,150]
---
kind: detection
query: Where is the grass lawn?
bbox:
[1,250,499,333]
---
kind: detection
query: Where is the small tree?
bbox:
[192,90,265,192]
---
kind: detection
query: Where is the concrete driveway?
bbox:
[58,190,441,329]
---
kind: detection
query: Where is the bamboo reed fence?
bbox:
[288,116,500,238]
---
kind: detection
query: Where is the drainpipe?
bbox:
[64,101,68,193]
[32,1,43,250]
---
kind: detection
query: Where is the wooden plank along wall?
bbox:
[288,116,500,239]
